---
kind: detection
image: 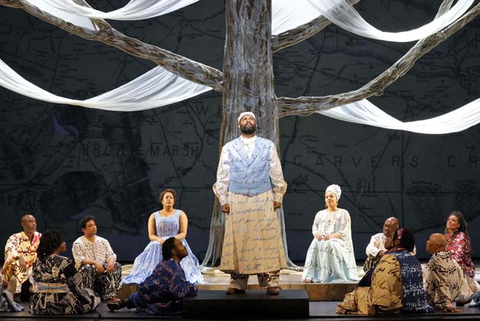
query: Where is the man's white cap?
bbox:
[237,111,256,124]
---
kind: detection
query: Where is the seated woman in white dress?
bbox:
[302,184,359,283]
[123,189,203,284]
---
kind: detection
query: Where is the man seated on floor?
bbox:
[1,214,41,302]
[337,228,433,315]
[108,237,197,315]
[72,215,122,302]
[424,233,472,312]
[363,217,399,272]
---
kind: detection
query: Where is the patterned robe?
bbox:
[337,252,432,315]
[424,251,472,310]
[131,259,197,315]
[2,231,41,291]
[72,235,122,301]
[445,232,475,279]
[30,255,100,315]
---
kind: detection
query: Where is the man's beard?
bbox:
[240,123,256,134]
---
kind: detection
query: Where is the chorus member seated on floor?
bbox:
[445,211,480,293]
[424,233,472,312]
[363,217,399,272]
[30,230,100,315]
[302,184,359,283]
[123,189,203,285]
[108,237,197,315]
[337,229,433,315]
[2,214,41,301]
[72,215,122,302]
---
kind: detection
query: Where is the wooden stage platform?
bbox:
[2,265,480,320]
[118,267,357,301]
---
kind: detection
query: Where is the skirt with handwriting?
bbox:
[220,191,286,275]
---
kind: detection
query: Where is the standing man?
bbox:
[213,111,287,295]
[72,215,122,302]
[363,217,399,271]
[2,214,41,301]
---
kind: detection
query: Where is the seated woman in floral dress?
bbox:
[444,211,480,292]
[30,230,100,315]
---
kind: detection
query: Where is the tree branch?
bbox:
[272,0,360,53]
[277,3,480,118]
[1,0,224,91]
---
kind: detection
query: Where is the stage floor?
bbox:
[119,263,480,301]
[2,264,479,320]
[3,301,480,320]
[119,265,358,301]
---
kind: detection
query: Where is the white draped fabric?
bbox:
[1,0,479,134]
[272,0,321,35]
[319,98,480,134]
[0,59,211,112]
[27,0,95,30]
[2,51,479,132]
[307,0,474,42]
[23,0,198,21]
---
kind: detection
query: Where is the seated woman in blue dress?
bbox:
[302,184,359,283]
[123,189,203,284]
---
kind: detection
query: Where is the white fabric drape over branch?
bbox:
[24,0,198,21]
[307,0,474,42]
[1,0,479,133]
[25,0,473,42]
[0,59,211,112]
[2,57,480,133]
[272,0,321,35]
[319,99,480,134]
[26,0,95,29]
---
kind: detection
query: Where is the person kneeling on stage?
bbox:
[72,215,122,302]
[107,237,197,315]
[337,229,433,315]
[424,233,472,312]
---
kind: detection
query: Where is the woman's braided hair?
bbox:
[37,230,65,260]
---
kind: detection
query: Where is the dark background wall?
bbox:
[1,0,479,263]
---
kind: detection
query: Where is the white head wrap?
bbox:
[325,184,341,200]
[237,111,256,124]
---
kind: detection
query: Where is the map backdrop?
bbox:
[1,0,479,262]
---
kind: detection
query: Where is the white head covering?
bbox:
[325,184,341,200]
[237,111,256,124]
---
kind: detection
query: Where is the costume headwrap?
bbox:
[325,184,341,200]
[237,112,256,124]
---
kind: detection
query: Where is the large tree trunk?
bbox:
[202,0,296,268]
